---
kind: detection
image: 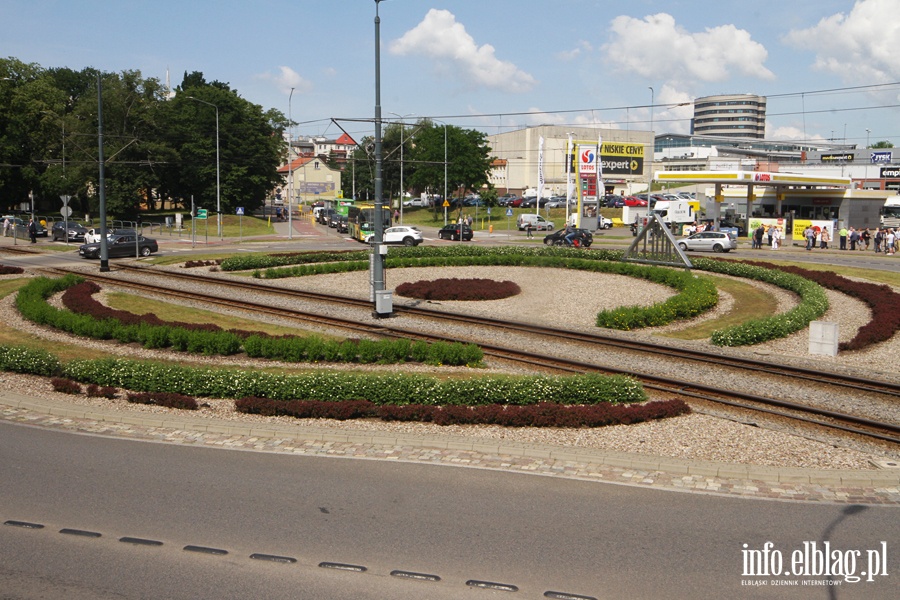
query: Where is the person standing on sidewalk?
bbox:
[839,225,848,250]
[27,219,37,243]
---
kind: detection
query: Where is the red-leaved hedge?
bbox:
[738,259,900,351]
[395,277,522,301]
[235,396,690,428]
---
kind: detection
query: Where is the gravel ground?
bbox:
[2,264,898,471]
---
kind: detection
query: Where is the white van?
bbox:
[517,214,555,231]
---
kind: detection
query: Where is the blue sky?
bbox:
[3,0,899,147]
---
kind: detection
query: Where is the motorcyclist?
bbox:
[564,223,577,246]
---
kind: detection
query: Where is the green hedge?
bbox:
[691,258,829,346]
[61,357,647,406]
[15,276,483,366]
[0,345,61,376]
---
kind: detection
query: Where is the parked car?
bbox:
[437,224,474,241]
[623,196,648,207]
[543,228,593,247]
[604,194,625,208]
[516,214,554,231]
[403,197,433,208]
[496,193,517,206]
[596,216,613,229]
[365,225,422,246]
[677,231,737,253]
[508,196,526,208]
[545,196,569,209]
[78,233,159,258]
[51,221,88,242]
[716,220,747,237]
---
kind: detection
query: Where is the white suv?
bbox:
[365,226,423,246]
[678,231,737,253]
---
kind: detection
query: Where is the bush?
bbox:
[20,277,480,367]
[126,391,198,410]
[50,377,81,394]
[62,358,647,406]
[85,383,118,399]
[236,397,690,428]
[395,278,521,301]
[0,345,61,376]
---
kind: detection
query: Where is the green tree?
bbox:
[407,121,493,202]
[162,74,286,215]
[870,140,894,149]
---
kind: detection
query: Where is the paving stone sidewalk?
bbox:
[2,391,898,506]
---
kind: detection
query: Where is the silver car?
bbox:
[678,231,737,253]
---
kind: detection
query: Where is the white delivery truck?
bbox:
[881,197,900,228]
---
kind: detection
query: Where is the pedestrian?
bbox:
[771,226,780,250]
[820,227,830,250]
[874,228,883,253]
[849,227,859,251]
[28,218,37,243]
[886,229,896,256]
[393,209,400,224]
[839,226,848,250]
[525,222,534,239]
[861,228,871,251]
[766,225,773,248]
[805,226,816,251]
[466,214,473,228]
[753,225,764,249]
[2,217,8,237]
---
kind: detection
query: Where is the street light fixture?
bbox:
[187,96,222,240]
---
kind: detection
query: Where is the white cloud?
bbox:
[556,40,593,62]
[601,13,774,84]
[389,9,536,93]
[783,0,900,82]
[765,124,826,142]
[257,66,313,95]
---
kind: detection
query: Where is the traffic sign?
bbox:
[443,200,450,208]
[506,208,513,217]
[60,206,72,218]
[236,207,245,215]
[196,208,208,219]
[60,195,71,206]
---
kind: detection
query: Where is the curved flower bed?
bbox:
[221,246,834,346]
[16,275,484,367]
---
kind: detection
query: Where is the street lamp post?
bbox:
[865,128,871,182]
[187,96,221,240]
[288,88,294,240]
[371,0,390,317]
[648,87,654,198]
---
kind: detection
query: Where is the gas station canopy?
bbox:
[653,170,852,188]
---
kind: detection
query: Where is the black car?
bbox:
[51,221,88,242]
[437,224,473,241]
[78,234,158,258]
[543,228,593,247]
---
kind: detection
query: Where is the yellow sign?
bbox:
[442,200,450,207]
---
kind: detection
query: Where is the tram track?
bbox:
[37,264,900,447]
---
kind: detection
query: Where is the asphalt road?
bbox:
[1,422,898,599]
